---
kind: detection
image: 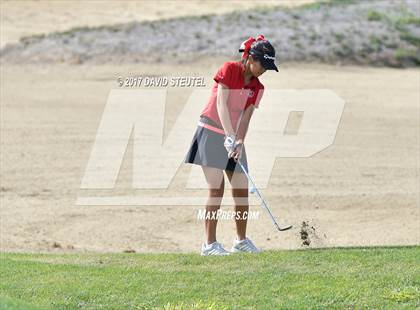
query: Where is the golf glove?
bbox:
[224,135,237,153]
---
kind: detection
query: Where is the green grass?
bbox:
[0,296,43,310]
[1,246,419,309]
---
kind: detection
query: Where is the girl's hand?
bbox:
[231,142,243,162]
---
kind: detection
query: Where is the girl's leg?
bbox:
[225,169,249,241]
[201,166,225,245]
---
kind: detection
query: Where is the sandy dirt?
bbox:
[0,0,315,48]
[1,59,419,253]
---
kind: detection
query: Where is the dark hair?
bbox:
[241,55,248,65]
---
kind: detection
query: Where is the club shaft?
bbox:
[237,160,282,230]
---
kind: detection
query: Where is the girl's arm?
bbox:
[231,104,254,162]
[216,83,236,137]
[236,104,255,144]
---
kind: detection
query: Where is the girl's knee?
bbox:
[232,187,248,197]
[209,187,224,197]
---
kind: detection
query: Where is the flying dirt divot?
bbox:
[299,220,327,247]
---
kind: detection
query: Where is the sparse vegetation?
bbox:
[395,48,420,65]
[1,0,419,67]
[367,10,383,22]
[333,32,345,42]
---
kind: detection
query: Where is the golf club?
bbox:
[237,159,293,232]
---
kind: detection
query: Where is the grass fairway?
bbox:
[1,246,419,309]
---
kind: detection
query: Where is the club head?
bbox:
[277,224,293,231]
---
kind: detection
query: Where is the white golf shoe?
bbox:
[201,241,231,256]
[231,237,261,253]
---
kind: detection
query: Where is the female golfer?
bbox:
[184,35,278,256]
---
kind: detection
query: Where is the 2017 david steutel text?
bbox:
[117,76,206,87]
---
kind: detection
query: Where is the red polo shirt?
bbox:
[200,61,264,135]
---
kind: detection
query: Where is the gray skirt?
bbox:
[184,120,248,174]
